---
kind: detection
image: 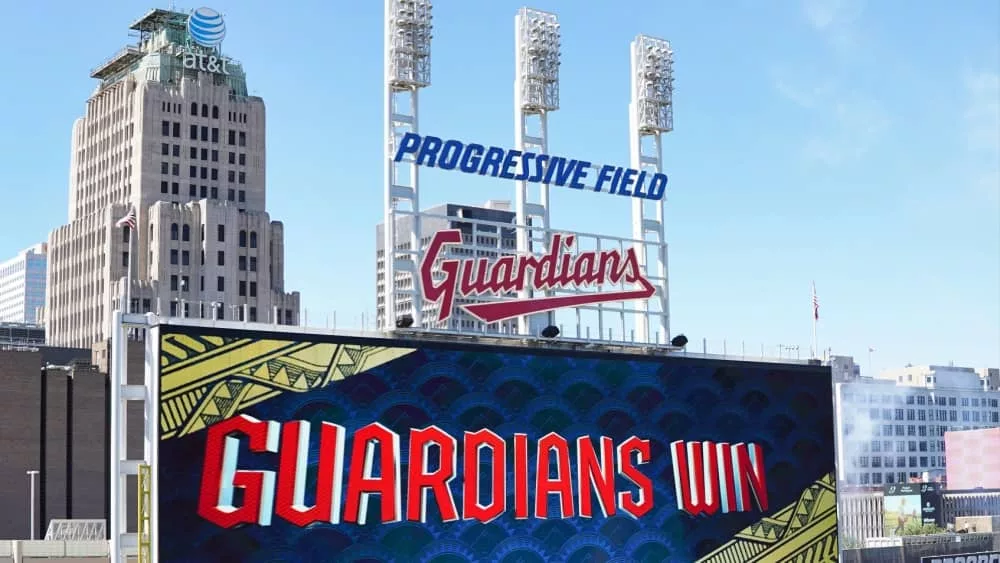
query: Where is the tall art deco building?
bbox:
[46,8,300,347]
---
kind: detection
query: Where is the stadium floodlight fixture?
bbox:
[387,0,433,89]
[541,325,560,339]
[634,34,674,134]
[670,334,688,348]
[516,7,560,112]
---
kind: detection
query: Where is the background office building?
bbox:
[376,200,517,333]
[0,243,47,325]
[45,9,299,348]
[834,363,1000,487]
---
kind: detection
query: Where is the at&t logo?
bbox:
[187,7,226,48]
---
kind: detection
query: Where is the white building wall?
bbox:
[0,243,47,324]
[835,376,1000,488]
[46,16,298,348]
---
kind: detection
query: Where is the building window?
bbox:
[170,275,178,291]
[211,168,219,181]
[170,249,178,265]
[161,181,168,194]
[173,122,181,137]
[200,167,208,179]
[238,190,246,203]
[228,152,235,164]
[201,126,209,142]
[239,255,246,271]
[239,153,246,166]
[211,187,218,199]
[123,228,130,243]
[161,162,169,174]
[170,223,179,240]
[190,146,197,159]
[189,124,198,140]
[249,307,257,322]
[212,105,219,119]
[189,165,197,178]
[200,276,204,291]
[228,130,236,145]
[217,251,225,266]
[228,170,235,182]
[250,231,258,248]
[239,230,247,247]
[217,276,225,292]
[249,281,257,297]
[217,225,225,242]
[182,250,190,266]
[211,149,218,162]
[249,257,257,272]
[182,225,190,241]
[122,252,129,267]
[238,131,246,147]
[170,301,178,316]
[201,103,208,117]
[211,128,219,143]
[191,102,198,115]
[228,188,235,201]
[238,172,246,184]
[161,143,169,155]
[171,182,179,194]
[200,186,208,198]
[161,121,170,136]
[189,184,197,197]
[239,280,247,297]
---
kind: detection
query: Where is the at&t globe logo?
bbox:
[187,7,226,48]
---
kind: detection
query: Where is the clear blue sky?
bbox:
[0,0,997,372]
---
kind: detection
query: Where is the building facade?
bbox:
[0,243,47,325]
[376,201,518,333]
[45,9,299,347]
[835,364,1000,488]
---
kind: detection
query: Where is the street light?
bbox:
[26,470,39,540]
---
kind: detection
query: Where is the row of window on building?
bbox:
[160,101,250,125]
[160,120,247,147]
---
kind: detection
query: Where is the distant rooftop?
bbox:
[129,8,188,32]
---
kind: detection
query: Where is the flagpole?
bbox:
[811,281,819,359]
[124,225,133,314]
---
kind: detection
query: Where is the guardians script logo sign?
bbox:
[196,417,769,528]
[420,229,656,324]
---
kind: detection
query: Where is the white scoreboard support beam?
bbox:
[514,7,560,337]
[383,0,432,330]
[629,34,674,345]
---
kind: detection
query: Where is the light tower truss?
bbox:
[514,7,560,336]
[629,34,674,344]
[383,0,432,331]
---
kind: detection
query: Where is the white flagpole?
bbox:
[124,224,134,314]
[811,281,819,359]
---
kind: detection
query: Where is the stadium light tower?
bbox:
[514,7,560,336]
[383,0,432,331]
[629,34,673,344]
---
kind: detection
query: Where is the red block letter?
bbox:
[513,433,530,519]
[197,414,280,528]
[732,442,768,512]
[275,421,346,526]
[462,429,507,523]
[670,440,721,517]
[577,436,616,518]
[406,426,459,523]
[343,423,402,524]
[534,432,575,519]
[617,436,653,519]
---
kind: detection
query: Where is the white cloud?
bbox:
[801,0,866,55]
[964,70,1000,154]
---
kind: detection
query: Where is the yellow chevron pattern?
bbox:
[158,331,416,440]
[696,472,839,563]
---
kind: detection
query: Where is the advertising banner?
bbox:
[157,325,838,562]
[921,552,1000,563]
[884,483,942,534]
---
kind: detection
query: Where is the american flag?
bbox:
[115,207,136,230]
[812,281,819,321]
